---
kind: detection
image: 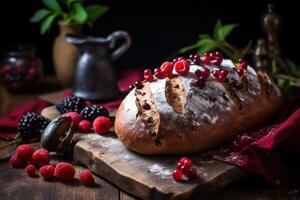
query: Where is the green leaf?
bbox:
[218,24,238,40]
[198,34,210,40]
[197,41,217,55]
[42,0,62,12]
[286,59,300,77]
[66,0,82,7]
[40,14,56,34]
[213,20,222,39]
[86,4,109,24]
[30,9,51,23]
[72,2,88,24]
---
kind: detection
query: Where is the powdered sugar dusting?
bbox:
[148,164,172,179]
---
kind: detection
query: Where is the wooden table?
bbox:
[0,83,298,199]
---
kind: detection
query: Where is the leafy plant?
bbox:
[30,0,109,34]
[272,59,300,98]
[178,20,250,61]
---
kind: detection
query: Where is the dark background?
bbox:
[0,0,298,75]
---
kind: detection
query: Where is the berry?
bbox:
[154,68,164,79]
[78,120,92,133]
[213,69,221,77]
[183,158,193,168]
[16,144,34,163]
[79,170,95,185]
[240,135,252,145]
[220,69,228,77]
[134,81,144,89]
[189,54,201,65]
[238,58,248,70]
[39,165,55,180]
[81,105,109,123]
[195,70,203,78]
[143,69,152,76]
[210,52,223,66]
[62,112,82,126]
[174,59,190,76]
[201,53,211,65]
[160,61,174,77]
[93,116,113,134]
[202,67,210,77]
[10,155,24,168]
[17,112,50,140]
[179,157,189,164]
[172,169,183,181]
[176,162,184,170]
[185,167,197,179]
[56,96,85,114]
[31,148,50,168]
[237,68,245,76]
[25,164,36,177]
[54,162,75,182]
[191,78,206,88]
[144,74,154,82]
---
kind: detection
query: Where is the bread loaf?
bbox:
[115,59,282,154]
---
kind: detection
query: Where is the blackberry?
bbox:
[17,112,50,140]
[81,105,109,122]
[56,96,85,114]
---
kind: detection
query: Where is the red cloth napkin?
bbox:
[211,97,300,187]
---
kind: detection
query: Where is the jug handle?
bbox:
[107,31,131,61]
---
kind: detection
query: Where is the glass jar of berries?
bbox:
[0,45,43,93]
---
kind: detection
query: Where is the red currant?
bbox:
[237,68,245,76]
[213,69,221,77]
[220,69,228,77]
[172,169,183,181]
[154,68,164,79]
[176,162,184,170]
[174,59,190,75]
[195,69,203,78]
[179,157,188,164]
[183,159,193,168]
[201,53,211,65]
[202,67,210,77]
[186,167,197,179]
[144,69,152,76]
[144,74,154,82]
[240,135,252,145]
[160,61,174,76]
[238,58,248,70]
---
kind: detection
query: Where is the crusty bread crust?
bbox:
[115,60,282,154]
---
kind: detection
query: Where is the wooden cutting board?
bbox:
[42,106,245,200]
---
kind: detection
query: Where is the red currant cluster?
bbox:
[190,52,223,66]
[172,157,197,181]
[236,58,248,76]
[141,58,191,84]
[212,69,229,82]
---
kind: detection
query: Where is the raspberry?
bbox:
[79,170,95,186]
[10,155,24,168]
[30,148,50,168]
[78,120,92,133]
[160,61,174,77]
[93,116,113,135]
[62,112,82,126]
[54,162,75,182]
[39,165,55,180]
[16,144,34,163]
[25,164,36,177]
[174,59,190,76]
